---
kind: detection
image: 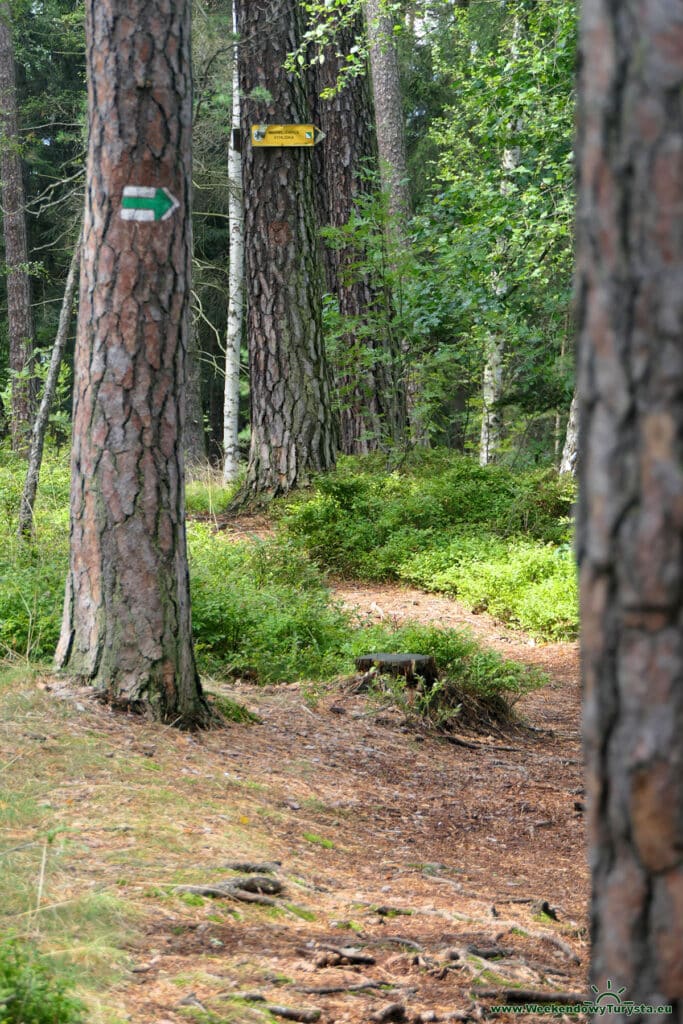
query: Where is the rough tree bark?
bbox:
[18,239,81,539]
[56,0,210,727]
[223,0,242,484]
[0,1,36,453]
[364,0,410,222]
[312,14,404,454]
[577,0,683,1011]
[236,0,336,497]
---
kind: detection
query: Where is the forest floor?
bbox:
[1,519,588,1024]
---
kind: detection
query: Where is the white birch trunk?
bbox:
[223,0,243,484]
[479,334,504,467]
[478,16,522,468]
[18,239,81,538]
[559,390,578,476]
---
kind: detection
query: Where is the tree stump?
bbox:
[354,653,438,687]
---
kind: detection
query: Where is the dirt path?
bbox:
[331,578,581,739]
[4,518,586,1022]
[112,565,586,1022]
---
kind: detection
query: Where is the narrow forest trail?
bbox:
[1,518,588,1024]
[118,618,588,1022]
[100,515,589,1022]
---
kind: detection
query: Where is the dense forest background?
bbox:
[0,0,576,469]
[4,0,683,1015]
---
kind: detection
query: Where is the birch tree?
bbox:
[18,238,81,539]
[223,0,242,483]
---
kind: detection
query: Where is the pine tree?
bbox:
[56,0,210,727]
[312,11,404,454]
[236,0,336,497]
[578,0,683,1004]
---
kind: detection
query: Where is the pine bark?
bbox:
[56,0,209,727]
[365,0,426,445]
[236,0,336,497]
[313,16,404,454]
[577,0,683,1010]
[0,1,36,454]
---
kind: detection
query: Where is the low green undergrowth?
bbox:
[347,622,543,729]
[282,452,578,639]
[0,446,564,692]
[185,465,242,517]
[0,936,86,1024]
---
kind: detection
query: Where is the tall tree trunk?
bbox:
[236,0,336,498]
[364,0,410,223]
[478,333,504,467]
[313,14,404,454]
[18,238,80,540]
[56,0,209,728]
[223,0,243,484]
[365,0,424,446]
[184,323,206,468]
[559,390,577,476]
[578,0,683,1009]
[0,1,36,454]
[478,18,523,469]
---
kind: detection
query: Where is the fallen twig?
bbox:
[222,860,281,873]
[264,1005,321,1023]
[438,735,480,750]
[368,936,423,951]
[230,994,321,1022]
[319,944,376,965]
[523,930,581,965]
[370,1002,406,1023]
[474,988,587,1004]
[296,981,384,995]
[173,883,278,906]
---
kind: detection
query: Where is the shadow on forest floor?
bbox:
[0,580,587,1023]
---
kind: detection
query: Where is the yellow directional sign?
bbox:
[251,124,325,147]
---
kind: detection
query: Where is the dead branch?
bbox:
[230,995,321,1023]
[296,981,384,995]
[474,988,587,1004]
[370,1003,406,1023]
[319,944,376,965]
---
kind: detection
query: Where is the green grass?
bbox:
[302,833,335,849]
[281,451,578,639]
[0,446,551,712]
[185,464,242,517]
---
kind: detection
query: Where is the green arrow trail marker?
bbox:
[121,186,179,222]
